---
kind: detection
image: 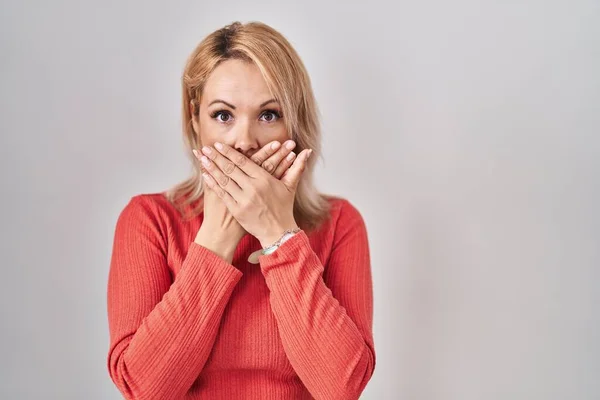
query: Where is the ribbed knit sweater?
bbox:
[106,192,376,400]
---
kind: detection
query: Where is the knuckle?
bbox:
[235,154,247,167]
[218,175,230,187]
[223,161,235,175]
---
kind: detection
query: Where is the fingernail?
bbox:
[271,141,281,150]
[192,149,199,159]
[307,149,313,159]
[215,142,223,150]
[287,152,296,161]
[202,146,212,154]
[286,141,296,150]
[201,156,210,165]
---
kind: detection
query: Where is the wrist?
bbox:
[195,229,239,263]
[259,224,300,249]
[247,226,301,264]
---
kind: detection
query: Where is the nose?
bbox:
[233,120,259,156]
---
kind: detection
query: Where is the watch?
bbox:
[247,228,301,264]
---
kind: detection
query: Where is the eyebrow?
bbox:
[207,98,278,109]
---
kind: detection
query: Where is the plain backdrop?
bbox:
[1,0,599,399]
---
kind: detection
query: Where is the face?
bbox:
[191,59,289,159]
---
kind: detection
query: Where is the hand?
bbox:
[250,139,298,179]
[192,141,299,257]
[199,141,312,248]
[194,171,246,262]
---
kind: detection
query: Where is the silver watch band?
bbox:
[262,227,301,254]
[247,228,301,264]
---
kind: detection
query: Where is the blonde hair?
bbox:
[165,21,332,233]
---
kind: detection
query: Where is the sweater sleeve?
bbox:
[257,200,376,400]
[106,195,243,400]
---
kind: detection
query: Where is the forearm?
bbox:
[108,242,243,399]
[259,229,375,400]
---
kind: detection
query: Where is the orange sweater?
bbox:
[106,193,376,399]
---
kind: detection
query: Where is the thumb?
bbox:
[281,149,312,191]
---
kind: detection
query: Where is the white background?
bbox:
[1,0,599,399]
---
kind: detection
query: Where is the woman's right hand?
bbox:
[192,139,297,262]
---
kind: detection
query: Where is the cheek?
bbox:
[265,124,290,143]
[198,120,221,144]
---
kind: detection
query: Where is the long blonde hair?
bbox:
[165,21,332,233]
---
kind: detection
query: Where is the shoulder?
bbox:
[321,195,368,238]
[112,192,180,250]
[315,195,369,256]
[115,192,175,234]
[121,191,177,218]
[323,195,366,226]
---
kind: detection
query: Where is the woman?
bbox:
[107,21,376,400]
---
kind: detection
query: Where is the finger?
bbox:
[273,150,296,179]
[201,172,238,211]
[194,149,211,179]
[200,144,249,188]
[250,141,282,167]
[213,142,265,180]
[195,150,244,201]
[280,149,312,191]
[261,140,296,175]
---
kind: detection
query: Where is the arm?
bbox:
[258,200,376,400]
[106,195,243,400]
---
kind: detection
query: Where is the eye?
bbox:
[210,110,233,123]
[260,109,282,123]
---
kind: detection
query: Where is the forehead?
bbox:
[202,59,272,104]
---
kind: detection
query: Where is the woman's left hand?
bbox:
[199,142,313,248]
